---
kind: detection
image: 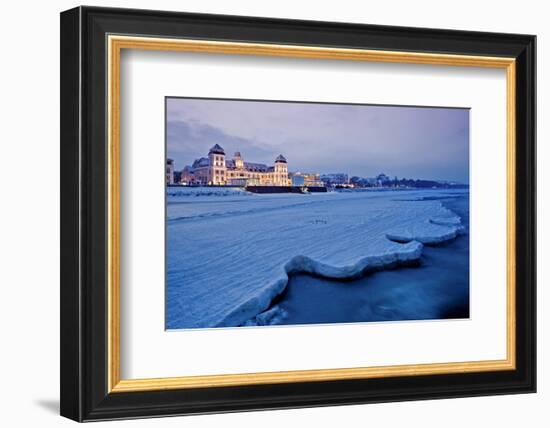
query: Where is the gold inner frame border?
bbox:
[107,35,516,393]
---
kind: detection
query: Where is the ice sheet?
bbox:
[166,188,467,329]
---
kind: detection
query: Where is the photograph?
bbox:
[165,97,470,330]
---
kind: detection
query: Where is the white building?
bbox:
[183,145,291,186]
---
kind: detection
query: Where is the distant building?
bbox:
[180,165,194,185]
[166,158,174,185]
[349,176,376,187]
[182,144,291,186]
[290,173,305,187]
[320,173,349,187]
[290,172,324,187]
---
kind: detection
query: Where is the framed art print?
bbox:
[60,6,536,422]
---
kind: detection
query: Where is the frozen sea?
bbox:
[166,187,469,329]
[276,194,469,325]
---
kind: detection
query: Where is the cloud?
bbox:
[166,98,469,183]
[167,119,276,168]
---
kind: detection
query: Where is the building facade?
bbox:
[181,144,291,186]
[166,158,174,185]
[320,173,349,187]
[289,172,324,187]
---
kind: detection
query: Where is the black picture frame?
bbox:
[60,5,536,422]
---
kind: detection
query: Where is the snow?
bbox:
[243,305,288,326]
[166,188,467,329]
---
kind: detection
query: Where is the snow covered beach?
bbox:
[166,187,468,329]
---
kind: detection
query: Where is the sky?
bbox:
[167,97,469,183]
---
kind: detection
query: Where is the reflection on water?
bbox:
[276,193,470,325]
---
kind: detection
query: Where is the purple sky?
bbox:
[167,97,469,183]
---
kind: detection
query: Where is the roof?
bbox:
[208,144,225,155]
[191,157,210,168]
[245,162,269,172]
[226,159,269,172]
[275,154,287,163]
